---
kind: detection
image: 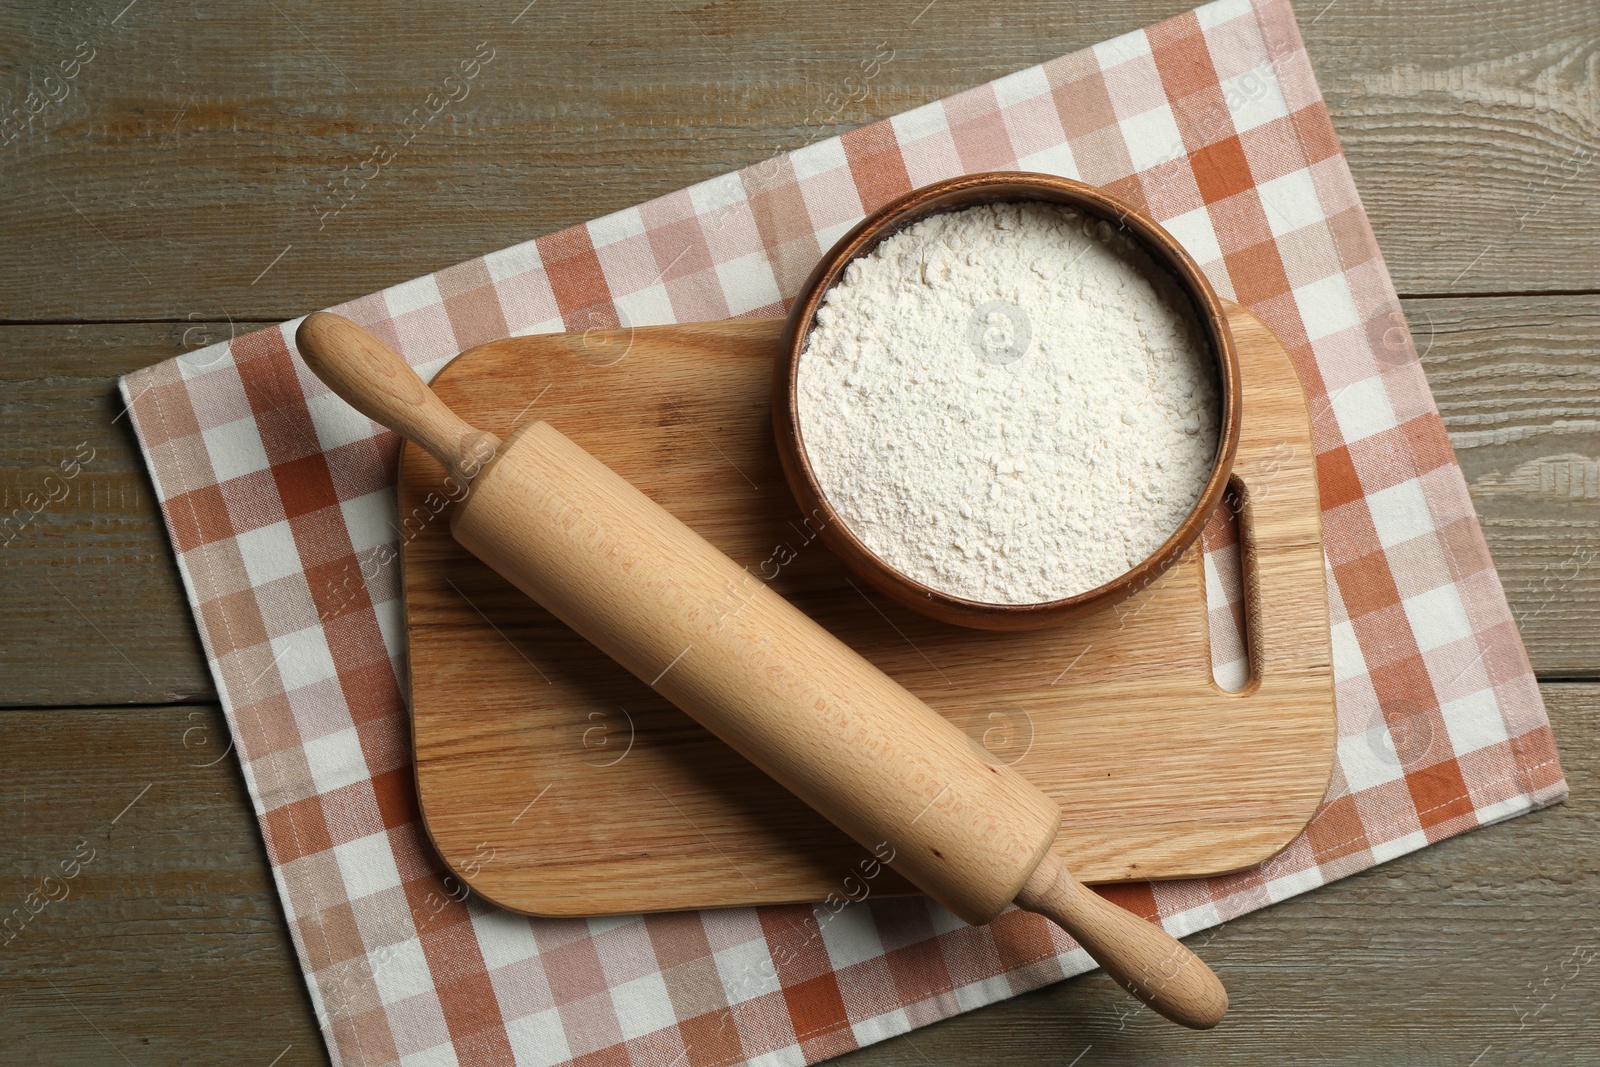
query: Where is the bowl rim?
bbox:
[772,171,1243,631]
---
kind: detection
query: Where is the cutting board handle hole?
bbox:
[1205,477,1258,694]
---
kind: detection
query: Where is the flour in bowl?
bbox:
[795,200,1220,605]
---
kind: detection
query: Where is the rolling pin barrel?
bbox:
[452,417,1061,922]
[295,312,1228,1030]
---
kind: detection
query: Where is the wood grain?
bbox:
[0,323,216,707]
[1404,297,1600,678]
[402,305,1335,912]
[0,0,1595,323]
[1321,2,1600,296]
[0,704,322,1067]
[2,688,1588,1066]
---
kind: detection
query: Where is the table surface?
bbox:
[1,1,1595,1063]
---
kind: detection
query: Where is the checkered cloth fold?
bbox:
[120,1,1566,1064]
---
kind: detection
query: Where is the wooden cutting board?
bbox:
[399,302,1335,917]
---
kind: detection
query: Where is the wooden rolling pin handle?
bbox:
[1017,852,1228,1030]
[296,312,501,487]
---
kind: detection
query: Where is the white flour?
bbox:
[796,201,1220,605]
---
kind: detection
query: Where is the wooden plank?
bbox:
[1405,296,1600,677]
[0,293,1593,708]
[0,323,215,706]
[0,704,322,1066]
[0,0,1595,324]
[2,687,1587,1065]
[1318,3,1600,297]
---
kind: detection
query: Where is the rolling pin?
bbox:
[297,312,1228,1030]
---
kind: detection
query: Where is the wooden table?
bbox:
[2,1,1594,1062]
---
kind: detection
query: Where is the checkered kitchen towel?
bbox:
[121,1,1567,1063]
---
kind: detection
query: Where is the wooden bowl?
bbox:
[773,172,1242,631]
